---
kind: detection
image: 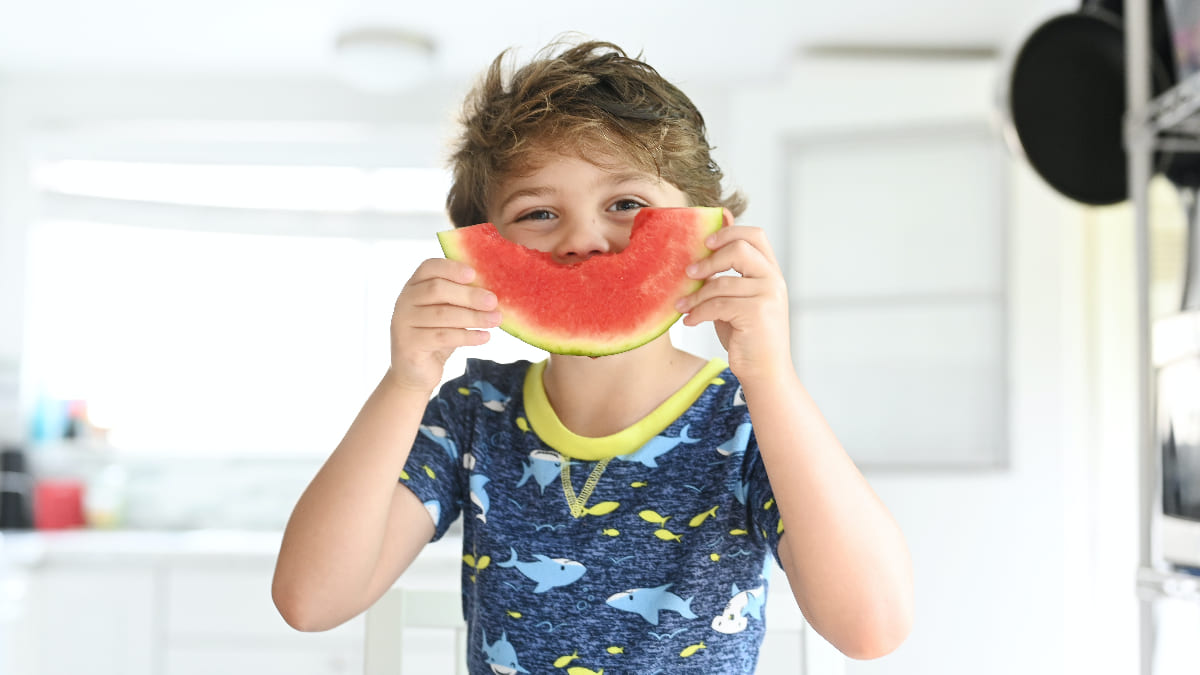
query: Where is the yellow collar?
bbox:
[522,358,729,461]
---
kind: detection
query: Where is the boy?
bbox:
[273,39,913,673]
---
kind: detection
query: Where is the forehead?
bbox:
[509,138,652,178]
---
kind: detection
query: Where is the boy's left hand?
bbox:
[676,210,793,384]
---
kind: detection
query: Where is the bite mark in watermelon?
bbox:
[437,206,724,356]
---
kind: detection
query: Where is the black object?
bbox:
[0,445,34,529]
[1006,0,1194,205]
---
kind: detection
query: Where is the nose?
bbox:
[552,216,616,264]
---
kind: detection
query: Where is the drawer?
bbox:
[165,645,362,675]
[30,566,157,675]
[165,564,363,646]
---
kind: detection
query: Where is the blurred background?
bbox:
[0,0,1195,673]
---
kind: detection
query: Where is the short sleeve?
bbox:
[744,440,785,570]
[399,371,474,541]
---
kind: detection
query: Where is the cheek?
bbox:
[613,230,633,252]
[496,225,552,252]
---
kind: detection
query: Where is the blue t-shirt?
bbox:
[401,358,785,675]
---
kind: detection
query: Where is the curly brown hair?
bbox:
[445,38,747,228]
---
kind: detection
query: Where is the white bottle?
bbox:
[85,463,128,529]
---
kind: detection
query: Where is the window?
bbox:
[33,160,451,213]
[25,160,545,457]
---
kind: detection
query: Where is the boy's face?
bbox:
[487,151,688,264]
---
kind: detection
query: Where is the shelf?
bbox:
[1137,566,1200,604]
[1134,71,1200,152]
[1128,1,1197,672]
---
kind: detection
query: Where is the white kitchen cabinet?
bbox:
[163,562,363,675]
[164,647,360,675]
[9,531,363,675]
[27,564,156,675]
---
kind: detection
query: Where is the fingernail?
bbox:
[675,298,688,312]
[685,264,698,277]
[486,311,502,325]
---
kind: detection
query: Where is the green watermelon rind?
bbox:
[437,206,723,356]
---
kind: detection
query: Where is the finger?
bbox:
[675,275,763,314]
[679,265,788,317]
[681,296,747,328]
[688,237,775,280]
[407,304,503,330]
[405,276,498,312]
[682,290,788,328]
[706,225,780,269]
[412,326,493,350]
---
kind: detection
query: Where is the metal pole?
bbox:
[1124,0,1157,673]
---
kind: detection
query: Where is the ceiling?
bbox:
[0,0,1074,86]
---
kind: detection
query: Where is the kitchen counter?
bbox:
[0,528,464,579]
[0,529,283,566]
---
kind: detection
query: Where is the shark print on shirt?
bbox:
[401,359,784,675]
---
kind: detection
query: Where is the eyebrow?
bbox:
[494,171,659,213]
[495,185,555,213]
[599,169,661,188]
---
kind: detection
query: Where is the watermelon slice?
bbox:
[437,206,724,356]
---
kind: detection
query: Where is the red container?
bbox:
[34,479,86,530]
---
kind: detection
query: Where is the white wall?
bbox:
[724,58,1112,674]
[0,74,35,442]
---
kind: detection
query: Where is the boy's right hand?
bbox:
[385,258,501,394]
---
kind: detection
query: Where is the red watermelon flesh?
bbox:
[437,206,724,356]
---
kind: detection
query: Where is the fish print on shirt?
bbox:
[516,449,563,494]
[615,424,700,469]
[481,629,530,674]
[462,551,491,583]
[605,583,697,625]
[468,379,511,412]
[717,423,755,504]
[553,651,580,668]
[418,424,457,461]
[422,500,441,528]
[470,474,491,522]
[498,547,587,593]
[710,583,766,634]
[716,422,753,457]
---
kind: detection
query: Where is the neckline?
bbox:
[522,358,729,461]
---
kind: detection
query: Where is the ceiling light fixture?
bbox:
[332,27,435,94]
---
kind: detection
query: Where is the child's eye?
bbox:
[516,209,555,222]
[609,199,645,213]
